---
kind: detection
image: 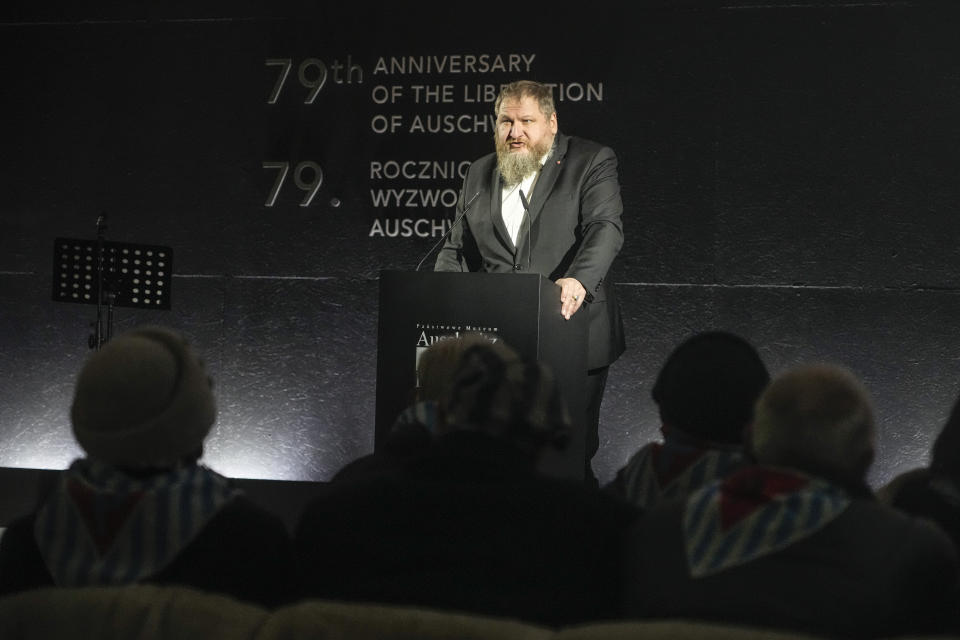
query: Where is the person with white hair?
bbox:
[620,363,959,638]
[0,326,297,606]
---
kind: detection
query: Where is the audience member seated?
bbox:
[605,331,770,509]
[332,332,513,483]
[878,388,960,553]
[0,326,297,607]
[620,363,960,639]
[294,340,640,627]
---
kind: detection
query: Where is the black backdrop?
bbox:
[2,1,959,487]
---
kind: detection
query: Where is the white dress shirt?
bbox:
[501,152,551,246]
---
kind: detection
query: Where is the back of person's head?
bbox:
[652,331,770,444]
[417,332,509,404]
[930,391,960,484]
[750,363,875,490]
[442,342,570,459]
[70,325,216,471]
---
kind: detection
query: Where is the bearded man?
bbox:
[434,80,626,484]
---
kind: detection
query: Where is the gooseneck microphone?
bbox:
[518,188,532,269]
[415,190,481,271]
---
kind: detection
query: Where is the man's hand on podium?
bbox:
[556,277,586,320]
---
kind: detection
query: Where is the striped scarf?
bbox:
[616,440,746,509]
[34,458,239,587]
[391,400,441,435]
[683,466,850,578]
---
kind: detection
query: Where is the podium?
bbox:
[375,270,588,480]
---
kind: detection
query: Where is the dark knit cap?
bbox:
[652,331,770,444]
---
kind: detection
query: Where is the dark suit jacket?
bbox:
[434,133,625,370]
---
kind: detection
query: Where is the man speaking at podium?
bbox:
[434,79,625,484]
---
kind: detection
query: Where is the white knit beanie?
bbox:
[70,326,216,468]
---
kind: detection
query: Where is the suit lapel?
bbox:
[515,134,568,255]
[528,133,567,226]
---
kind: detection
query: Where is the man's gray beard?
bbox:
[496,148,544,187]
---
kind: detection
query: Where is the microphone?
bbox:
[518,188,532,269]
[415,190,481,271]
[95,212,108,238]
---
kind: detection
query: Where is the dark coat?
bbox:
[0,493,298,608]
[881,467,960,554]
[294,431,640,626]
[621,468,960,638]
[434,133,625,370]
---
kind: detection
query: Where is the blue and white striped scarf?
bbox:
[391,400,441,435]
[616,439,746,510]
[34,458,239,587]
[684,466,851,578]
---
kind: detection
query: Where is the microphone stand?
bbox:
[415,190,481,271]
[88,213,112,350]
[53,222,172,351]
[518,189,532,269]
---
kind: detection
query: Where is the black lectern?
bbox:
[375,270,588,480]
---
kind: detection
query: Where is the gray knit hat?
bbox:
[70,325,216,468]
[443,342,571,454]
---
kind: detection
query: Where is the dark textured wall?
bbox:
[2,2,958,491]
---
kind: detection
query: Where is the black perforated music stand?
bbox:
[52,235,174,348]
